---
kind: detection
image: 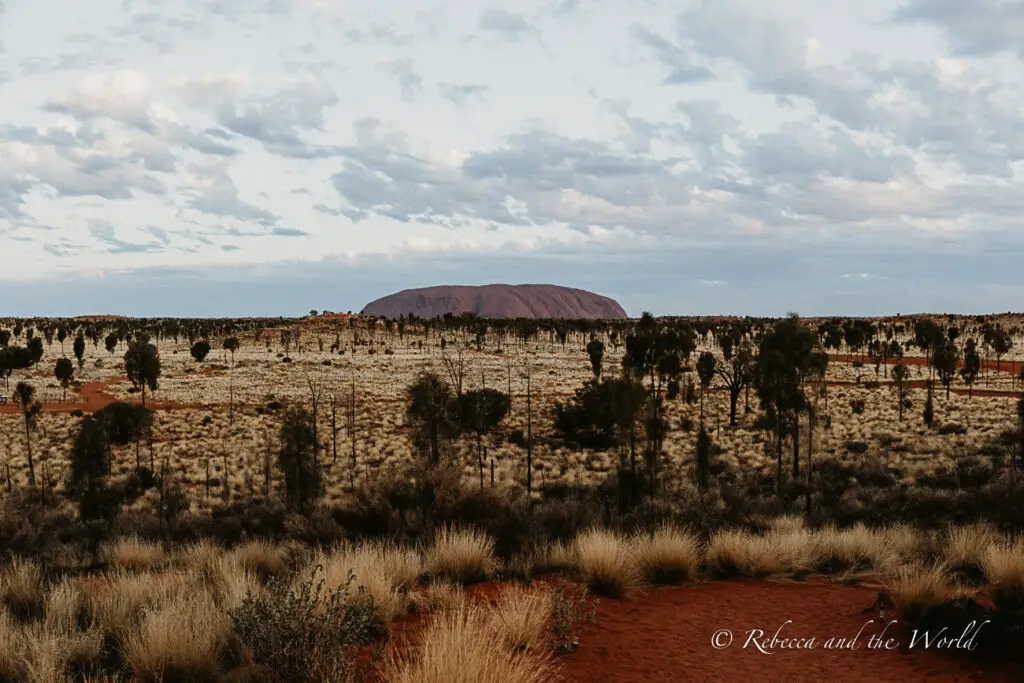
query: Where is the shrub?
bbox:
[630,524,700,584]
[849,398,865,415]
[705,529,784,578]
[548,586,597,654]
[230,565,385,683]
[573,528,638,598]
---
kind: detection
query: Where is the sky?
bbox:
[1,0,1023,318]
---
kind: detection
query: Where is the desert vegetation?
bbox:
[1,311,1023,681]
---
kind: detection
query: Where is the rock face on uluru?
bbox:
[361,284,628,320]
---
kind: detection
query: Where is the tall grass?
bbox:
[423,527,496,585]
[382,604,560,683]
[630,524,701,585]
[574,528,638,597]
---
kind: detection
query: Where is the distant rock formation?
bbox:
[361,284,628,320]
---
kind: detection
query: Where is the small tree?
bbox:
[696,351,716,424]
[105,333,118,355]
[960,338,981,399]
[190,340,211,362]
[932,340,960,400]
[224,336,239,423]
[586,336,604,382]
[73,333,86,369]
[278,406,322,514]
[406,372,459,465]
[695,424,712,491]
[67,415,119,523]
[27,337,43,366]
[54,358,74,403]
[457,388,510,488]
[923,381,935,427]
[991,328,1013,374]
[14,382,42,487]
[57,326,68,355]
[892,363,909,422]
[124,340,161,407]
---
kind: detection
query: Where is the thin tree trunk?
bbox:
[526,371,533,495]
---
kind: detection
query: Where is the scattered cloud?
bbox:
[478,8,536,41]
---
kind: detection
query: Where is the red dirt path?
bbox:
[0,379,184,414]
[559,580,1019,683]
[830,353,1023,376]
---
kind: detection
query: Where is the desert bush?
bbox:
[423,527,496,585]
[230,565,384,683]
[309,541,421,623]
[630,524,700,584]
[548,586,597,654]
[573,528,638,597]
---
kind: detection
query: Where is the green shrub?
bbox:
[230,565,385,683]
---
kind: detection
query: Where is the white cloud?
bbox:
[0,0,1022,314]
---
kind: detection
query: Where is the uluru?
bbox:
[360,284,628,319]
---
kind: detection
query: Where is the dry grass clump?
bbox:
[91,570,195,646]
[423,527,496,585]
[44,578,92,633]
[812,524,900,576]
[630,524,701,585]
[532,541,577,574]
[981,538,1024,607]
[105,536,168,572]
[889,562,950,623]
[0,557,45,622]
[382,603,560,683]
[573,528,639,597]
[409,581,466,615]
[123,593,243,683]
[308,541,422,624]
[484,585,553,651]
[944,523,999,582]
[705,529,786,578]
[229,539,291,581]
[0,610,29,682]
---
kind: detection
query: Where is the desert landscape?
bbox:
[1,309,1022,682]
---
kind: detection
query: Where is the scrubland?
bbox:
[1,313,1023,681]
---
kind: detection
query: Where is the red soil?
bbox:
[830,353,1022,376]
[0,379,184,414]
[558,580,1019,683]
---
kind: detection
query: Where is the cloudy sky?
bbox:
[1,0,1022,317]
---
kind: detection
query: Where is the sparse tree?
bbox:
[586,336,605,382]
[696,351,716,424]
[715,338,753,426]
[278,406,321,514]
[73,333,86,369]
[14,382,42,487]
[124,340,161,407]
[406,371,459,465]
[932,339,960,400]
[190,340,211,362]
[105,333,118,355]
[54,357,74,402]
[892,363,910,422]
[27,337,43,366]
[67,415,119,523]
[441,343,466,397]
[57,326,68,355]
[960,338,981,399]
[457,388,510,488]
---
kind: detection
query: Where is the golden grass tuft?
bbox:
[105,536,168,572]
[484,585,553,652]
[944,522,999,569]
[123,593,240,683]
[981,538,1024,606]
[44,578,92,633]
[574,528,639,597]
[409,581,466,615]
[812,524,899,576]
[229,539,290,581]
[309,540,423,624]
[630,524,701,585]
[705,529,785,578]
[0,557,45,621]
[382,603,560,683]
[889,562,950,623]
[423,527,496,585]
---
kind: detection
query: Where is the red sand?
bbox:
[0,379,183,414]
[558,580,1018,683]
[830,353,1023,376]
